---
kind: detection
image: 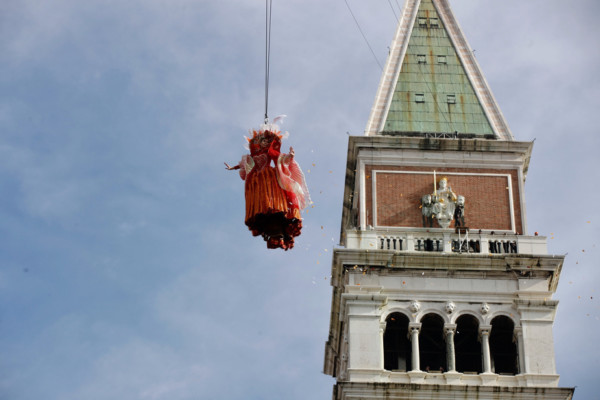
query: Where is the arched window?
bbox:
[419,313,446,372]
[490,316,518,374]
[383,313,411,371]
[455,314,482,373]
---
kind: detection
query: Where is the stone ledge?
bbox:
[344,370,562,389]
[334,381,574,400]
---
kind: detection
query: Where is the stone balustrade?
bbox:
[345,229,548,255]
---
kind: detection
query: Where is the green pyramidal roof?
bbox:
[365,0,513,140]
[385,0,492,136]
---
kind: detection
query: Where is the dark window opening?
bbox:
[490,316,518,374]
[424,238,434,251]
[417,54,427,64]
[418,17,427,27]
[455,315,482,373]
[384,313,411,371]
[419,313,446,372]
[416,239,442,251]
[429,18,439,27]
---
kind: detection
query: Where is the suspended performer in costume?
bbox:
[225,124,309,250]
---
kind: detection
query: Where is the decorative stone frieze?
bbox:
[409,300,421,313]
[481,302,490,315]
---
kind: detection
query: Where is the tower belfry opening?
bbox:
[383,313,411,371]
[454,314,482,374]
[323,0,574,399]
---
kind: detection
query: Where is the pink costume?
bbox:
[232,127,309,250]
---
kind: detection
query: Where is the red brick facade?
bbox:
[365,165,523,233]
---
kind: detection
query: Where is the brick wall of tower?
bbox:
[365,165,523,233]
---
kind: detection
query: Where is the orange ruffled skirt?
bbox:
[244,166,302,250]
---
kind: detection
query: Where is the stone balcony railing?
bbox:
[344,228,548,255]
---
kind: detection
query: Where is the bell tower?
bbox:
[323,1,574,399]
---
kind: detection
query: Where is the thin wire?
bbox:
[386,0,399,22]
[264,0,273,124]
[344,0,383,71]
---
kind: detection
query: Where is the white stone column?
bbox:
[444,324,457,372]
[514,327,525,374]
[409,322,422,371]
[443,232,452,252]
[480,237,489,255]
[406,234,415,252]
[480,325,492,373]
[379,321,386,370]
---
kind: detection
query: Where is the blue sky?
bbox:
[1,0,599,399]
